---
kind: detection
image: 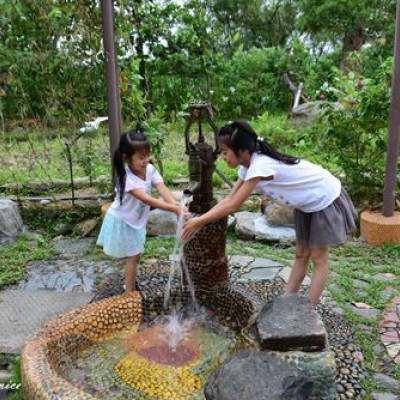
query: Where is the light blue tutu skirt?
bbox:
[97,211,146,258]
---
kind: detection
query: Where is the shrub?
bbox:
[320,58,393,205]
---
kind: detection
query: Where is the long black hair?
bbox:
[113,129,151,203]
[218,120,299,165]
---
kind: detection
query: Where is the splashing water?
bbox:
[156,306,207,351]
[159,310,191,351]
[163,194,197,310]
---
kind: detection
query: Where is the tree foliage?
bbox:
[0,0,398,124]
[298,0,396,69]
[320,59,392,204]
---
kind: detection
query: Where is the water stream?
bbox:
[63,193,240,399]
[163,194,196,311]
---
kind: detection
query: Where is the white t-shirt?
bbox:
[108,164,163,229]
[238,152,341,213]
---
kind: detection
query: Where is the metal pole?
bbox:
[100,0,122,180]
[383,0,400,217]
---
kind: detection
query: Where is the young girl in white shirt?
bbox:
[182,120,357,306]
[97,130,187,292]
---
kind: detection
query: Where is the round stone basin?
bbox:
[20,280,338,399]
[65,321,236,399]
[20,289,249,400]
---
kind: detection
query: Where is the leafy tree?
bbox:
[211,0,299,52]
[0,0,105,123]
[297,0,397,71]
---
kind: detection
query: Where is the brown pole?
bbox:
[383,0,400,217]
[100,0,122,180]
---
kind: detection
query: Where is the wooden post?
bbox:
[382,0,400,217]
[100,0,122,181]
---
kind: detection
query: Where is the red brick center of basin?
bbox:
[137,344,198,366]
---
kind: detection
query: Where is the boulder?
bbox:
[290,101,343,125]
[263,203,294,226]
[255,294,327,352]
[204,349,313,400]
[75,218,97,237]
[0,200,23,243]
[235,211,296,244]
[147,209,177,236]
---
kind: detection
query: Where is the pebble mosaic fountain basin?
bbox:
[20,272,337,399]
[21,103,338,399]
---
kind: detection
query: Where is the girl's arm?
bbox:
[128,188,184,215]
[219,178,244,204]
[181,177,261,240]
[154,182,176,205]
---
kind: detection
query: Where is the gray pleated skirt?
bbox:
[294,187,358,248]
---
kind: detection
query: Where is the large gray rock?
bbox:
[235,211,296,243]
[290,101,343,125]
[255,294,327,352]
[147,209,177,236]
[0,200,23,243]
[204,349,313,400]
[263,204,294,226]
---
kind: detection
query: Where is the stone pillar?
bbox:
[183,218,229,291]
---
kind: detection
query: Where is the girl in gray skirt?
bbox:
[181,120,357,306]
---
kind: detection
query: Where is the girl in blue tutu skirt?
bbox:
[97,129,188,292]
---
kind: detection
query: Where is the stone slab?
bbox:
[228,255,254,266]
[0,370,13,383]
[18,259,116,292]
[255,294,327,351]
[278,266,311,286]
[53,237,95,256]
[0,289,92,353]
[237,267,282,282]
[350,305,380,319]
[250,258,284,269]
[372,393,399,400]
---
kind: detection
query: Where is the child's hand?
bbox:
[181,206,189,216]
[173,205,189,217]
[181,216,203,241]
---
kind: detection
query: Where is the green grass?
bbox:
[0,126,112,187]
[0,235,54,289]
[10,356,24,400]
[0,116,329,192]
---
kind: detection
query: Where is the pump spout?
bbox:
[184,181,200,196]
[185,149,202,197]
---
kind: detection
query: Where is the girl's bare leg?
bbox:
[309,246,329,306]
[125,254,141,292]
[285,241,311,295]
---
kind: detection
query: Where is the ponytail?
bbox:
[113,148,126,204]
[258,140,299,165]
